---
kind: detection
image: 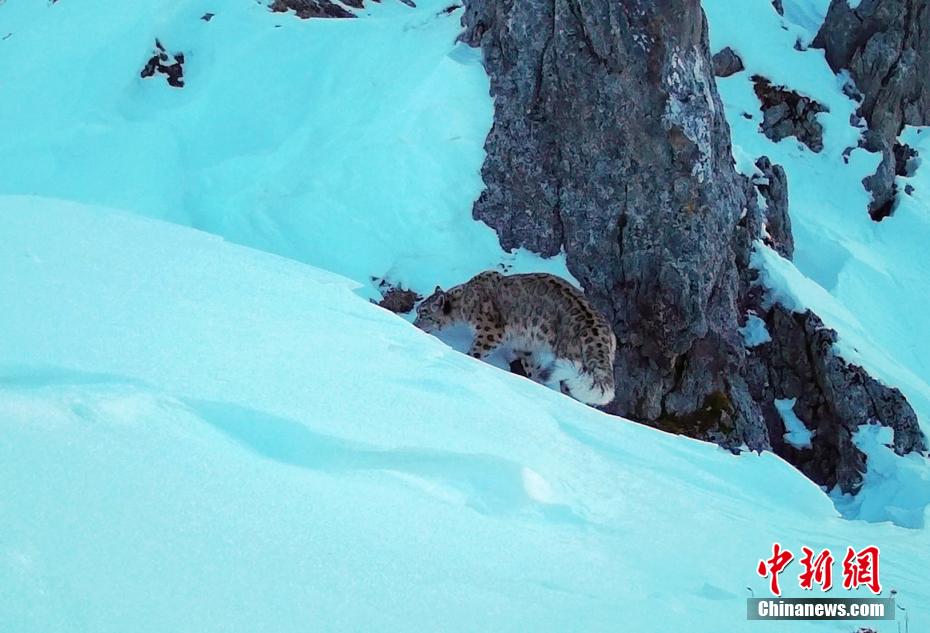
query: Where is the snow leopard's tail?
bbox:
[548,359,615,406]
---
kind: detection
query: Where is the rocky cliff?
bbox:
[460,0,925,492]
[813,0,930,219]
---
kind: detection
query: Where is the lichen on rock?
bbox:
[140,40,185,88]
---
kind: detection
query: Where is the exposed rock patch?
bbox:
[140,40,185,88]
[860,132,919,220]
[744,305,926,493]
[712,46,744,78]
[270,0,357,18]
[753,156,793,259]
[752,76,826,152]
[372,278,421,314]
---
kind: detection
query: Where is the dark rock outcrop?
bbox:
[745,306,925,492]
[813,0,930,218]
[270,0,357,18]
[372,277,422,314]
[752,76,826,152]
[140,40,185,88]
[270,0,416,18]
[859,130,903,221]
[895,141,918,177]
[376,288,421,314]
[712,46,744,77]
[859,134,919,221]
[753,156,793,259]
[460,0,925,490]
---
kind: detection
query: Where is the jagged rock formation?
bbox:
[734,157,925,493]
[752,157,793,259]
[373,278,422,314]
[859,130,919,220]
[752,76,826,152]
[460,0,925,492]
[745,307,924,492]
[813,0,930,219]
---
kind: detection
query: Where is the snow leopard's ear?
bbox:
[430,288,452,315]
[428,287,448,313]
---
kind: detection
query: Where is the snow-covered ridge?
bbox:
[2,196,928,631]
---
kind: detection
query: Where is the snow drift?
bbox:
[2,197,929,631]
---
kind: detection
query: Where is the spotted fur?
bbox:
[414,271,616,406]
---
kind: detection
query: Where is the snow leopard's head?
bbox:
[413,286,453,333]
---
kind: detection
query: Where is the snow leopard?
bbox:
[414,271,616,406]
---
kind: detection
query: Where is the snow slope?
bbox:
[2,0,930,629]
[703,0,930,526]
[0,0,570,299]
[2,197,929,632]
